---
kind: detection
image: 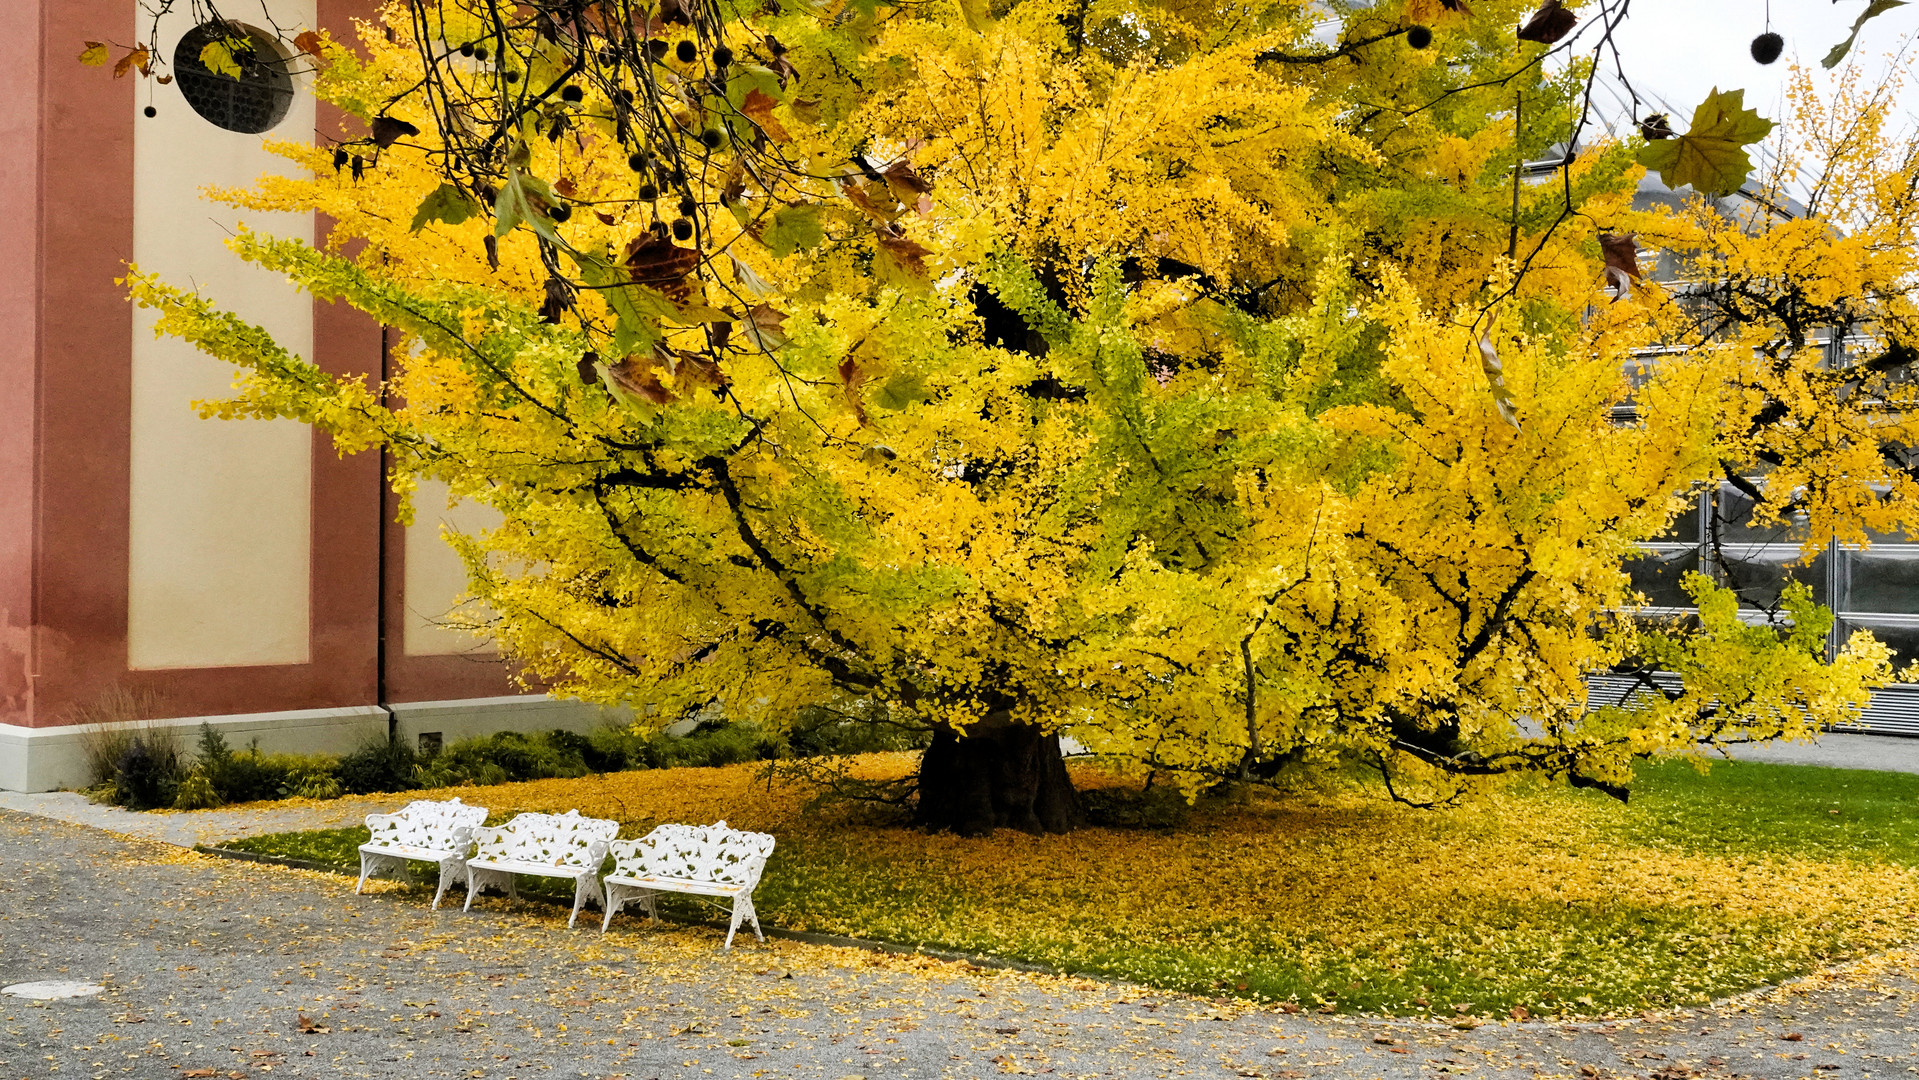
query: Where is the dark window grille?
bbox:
[172,23,295,135]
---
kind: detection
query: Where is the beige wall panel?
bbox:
[404,479,504,657]
[129,1,318,670]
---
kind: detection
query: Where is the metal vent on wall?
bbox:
[1584,673,1919,738]
[172,23,295,135]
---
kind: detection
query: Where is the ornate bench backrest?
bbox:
[473,810,619,869]
[609,820,776,889]
[365,797,489,851]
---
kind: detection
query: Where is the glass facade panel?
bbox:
[1648,493,1702,544]
[1836,616,1919,671]
[1625,548,1702,608]
[1717,547,1830,609]
[1839,547,1919,613]
[1713,483,1810,545]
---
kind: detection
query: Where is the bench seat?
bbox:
[603,873,747,898]
[368,842,464,863]
[469,856,610,879]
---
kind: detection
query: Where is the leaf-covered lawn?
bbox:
[222,754,1919,1018]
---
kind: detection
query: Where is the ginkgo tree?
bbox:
[113,0,1919,833]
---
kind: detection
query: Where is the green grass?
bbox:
[215,757,1919,1017]
[223,826,369,868]
[1615,757,1919,861]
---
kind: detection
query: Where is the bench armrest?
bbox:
[364,812,401,829]
[448,825,478,856]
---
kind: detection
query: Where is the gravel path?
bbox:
[0,790,414,849]
[4,810,1919,1080]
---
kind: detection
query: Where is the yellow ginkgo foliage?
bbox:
[122,0,1918,832]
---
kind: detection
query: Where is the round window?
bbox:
[172,23,295,134]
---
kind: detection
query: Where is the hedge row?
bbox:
[86,705,926,811]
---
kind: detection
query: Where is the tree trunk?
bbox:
[915,712,1084,836]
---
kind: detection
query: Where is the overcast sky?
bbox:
[1603,0,1919,128]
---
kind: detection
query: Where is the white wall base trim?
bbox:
[0,705,386,794]
[0,695,628,793]
[387,695,626,754]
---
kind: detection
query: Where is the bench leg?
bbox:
[742,894,764,943]
[358,852,407,894]
[601,883,636,934]
[725,899,748,951]
[463,868,484,912]
[600,884,622,933]
[568,879,586,930]
[723,895,763,950]
[568,873,605,930]
[432,859,465,911]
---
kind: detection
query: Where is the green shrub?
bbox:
[106,701,927,812]
[646,718,782,768]
[113,734,184,810]
[784,701,931,757]
[172,766,222,810]
[285,757,343,800]
[337,739,420,795]
[414,729,590,789]
[166,725,346,806]
[583,726,634,772]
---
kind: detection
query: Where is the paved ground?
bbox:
[4,811,1919,1080]
[1700,733,1919,772]
[0,790,412,848]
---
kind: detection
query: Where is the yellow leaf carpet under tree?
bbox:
[113,0,1919,832]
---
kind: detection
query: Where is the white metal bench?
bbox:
[356,796,489,909]
[464,810,618,928]
[601,820,775,949]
